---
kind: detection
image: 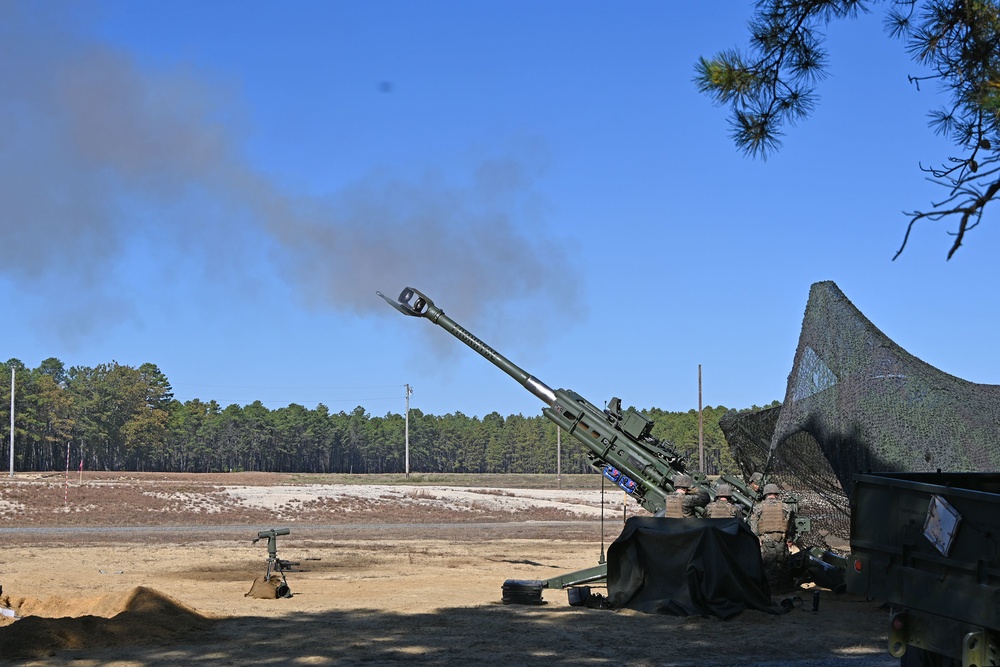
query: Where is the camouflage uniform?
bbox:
[747,472,765,502]
[705,498,739,518]
[663,491,692,518]
[750,485,796,592]
[663,474,709,518]
[705,484,740,518]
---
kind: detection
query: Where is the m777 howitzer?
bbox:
[378,287,842,603]
[377,286,754,517]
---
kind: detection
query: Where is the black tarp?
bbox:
[606,516,784,619]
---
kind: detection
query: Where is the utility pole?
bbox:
[556,426,561,489]
[9,367,14,478]
[698,364,704,472]
[404,383,412,478]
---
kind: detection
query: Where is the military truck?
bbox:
[846,471,1000,667]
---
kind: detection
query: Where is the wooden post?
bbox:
[698,364,704,472]
[557,426,561,489]
[405,384,412,478]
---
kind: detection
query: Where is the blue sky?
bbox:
[2,1,997,419]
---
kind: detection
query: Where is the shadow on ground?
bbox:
[5,595,893,667]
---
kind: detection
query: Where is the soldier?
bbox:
[663,474,710,518]
[705,483,740,518]
[750,483,796,591]
[663,474,694,519]
[748,472,765,500]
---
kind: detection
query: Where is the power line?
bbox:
[172,396,405,409]
[170,382,404,392]
[169,383,411,409]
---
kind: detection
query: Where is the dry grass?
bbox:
[0,471,609,530]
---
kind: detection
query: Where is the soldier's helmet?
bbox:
[715,484,732,498]
[749,472,764,486]
[762,483,780,496]
[673,474,693,489]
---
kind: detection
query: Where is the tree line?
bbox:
[0,358,769,476]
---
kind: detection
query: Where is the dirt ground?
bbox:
[0,473,895,666]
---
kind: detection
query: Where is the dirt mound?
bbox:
[0,586,214,659]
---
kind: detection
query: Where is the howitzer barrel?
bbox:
[378,287,763,519]
[377,287,557,407]
[379,286,688,514]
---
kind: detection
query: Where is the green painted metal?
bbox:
[543,563,608,590]
[252,528,293,598]
[847,472,1000,664]
[379,286,751,517]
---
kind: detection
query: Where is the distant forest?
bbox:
[0,358,777,476]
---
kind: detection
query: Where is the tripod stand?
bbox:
[252,528,294,598]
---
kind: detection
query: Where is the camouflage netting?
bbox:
[720,280,1000,551]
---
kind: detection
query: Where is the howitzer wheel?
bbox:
[501,579,545,605]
